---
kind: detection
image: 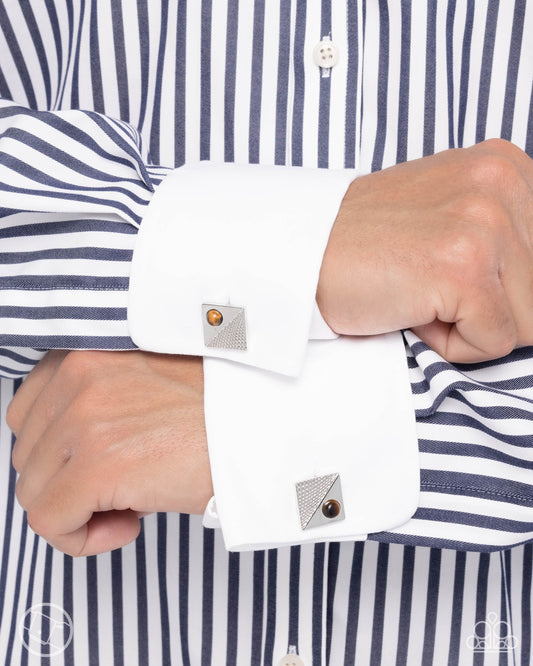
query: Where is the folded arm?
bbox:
[5,123,533,554]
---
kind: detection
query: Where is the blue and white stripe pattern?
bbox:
[1,0,533,663]
[0,100,173,374]
[0,101,157,227]
[384,334,533,553]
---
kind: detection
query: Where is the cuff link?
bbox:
[202,304,247,351]
[295,473,345,530]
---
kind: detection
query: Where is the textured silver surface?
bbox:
[202,304,247,351]
[295,473,342,530]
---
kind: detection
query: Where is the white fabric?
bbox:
[128,161,419,550]
[203,334,419,551]
[309,302,338,338]
[128,161,354,375]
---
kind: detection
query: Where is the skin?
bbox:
[8,350,211,556]
[8,138,533,555]
[318,139,533,362]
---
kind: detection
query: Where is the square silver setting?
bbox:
[202,304,247,351]
[295,473,345,530]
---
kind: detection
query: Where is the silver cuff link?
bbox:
[202,304,247,351]
[295,473,345,530]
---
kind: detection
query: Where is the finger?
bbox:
[15,421,74,509]
[473,139,533,189]
[38,509,140,557]
[413,283,517,362]
[7,350,69,436]
[500,244,533,347]
[24,467,140,556]
[11,365,74,473]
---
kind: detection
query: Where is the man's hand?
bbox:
[7,350,212,557]
[317,138,533,363]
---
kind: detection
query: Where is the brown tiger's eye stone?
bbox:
[322,499,341,519]
[206,309,223,326]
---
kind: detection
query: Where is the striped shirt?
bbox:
[0,1,532,663]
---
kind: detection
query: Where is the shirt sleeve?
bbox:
[202,333,420,551]
[3,95,531,553]
[127,162,352,376]
[0,98,171,377]
[122,159,421,550]
[0,97,421,551]
[0,99,339,378]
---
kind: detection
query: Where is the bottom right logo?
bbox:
[466,612,518,653]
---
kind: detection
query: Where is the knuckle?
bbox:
[466,150,519,190]
[480,137,516,155]
[480,137,525,161]
[25,505,49,538]
[11,445,23,474]
[6,400,20,435]
[456,193,493,223]
[452,194,510,246]
[443,228,488,274]
[440,233,506,305]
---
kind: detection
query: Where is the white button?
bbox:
[278,652,305,666]
[313,37,339,69]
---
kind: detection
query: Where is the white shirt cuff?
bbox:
[127,162,355,376]
[202,332,420,552]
